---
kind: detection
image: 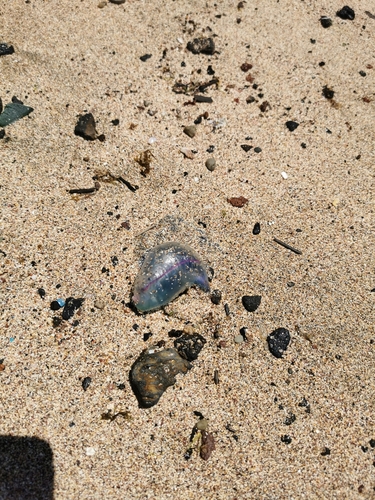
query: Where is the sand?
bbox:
[0,0,374,498]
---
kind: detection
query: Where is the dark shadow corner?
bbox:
[0,435,54,500]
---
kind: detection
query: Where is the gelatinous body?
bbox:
[132,242,210,312]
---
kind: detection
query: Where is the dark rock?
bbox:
[321,447,331,456]
[37,288,46,299]
[130,348,191,407]
[52,317,62,328]
[0,43,14,56]
[140,54,152,62]
[284,413,296,425]
[111,118,119,125]
[82,377,92,391]
[0,103,33,127]
[320,16,332,28]
[143,332,152,341]
[336,6,355,20]
[62,297,84,320]
[186,38,215,55]
[211,289,222,305]
[205,158,216,172]
[168,329,184,338]
[281,435,292,444]
[246,95,256,104]
[259,101,270,112]
[207,65,215,75]
[252,222,261,235]
[359,70,366,77]
[109,0,125,3]
[241,144,252,152]
[0,129,5,139]
[0,98,3,114]
[50,300,62,311]
[240,62,252,72]
[285,121,299,132]
[369,439,375,448]
[254,147,262,153]
[11,96,23,105]
[74,113,97,140]
[194,95,213,103]
[322,86,335,99]
[242,295,261,312]
[207,267,214,281]
[174,333,206,361]
[267,328,291,358]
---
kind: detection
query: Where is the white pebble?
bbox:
[281,171,288,179]
[85,447,96,456]
[177,37,184,44]
[148,137,157,144]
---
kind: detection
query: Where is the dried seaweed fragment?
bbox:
[135,149,154,177]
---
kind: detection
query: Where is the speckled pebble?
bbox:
[205,158,216,171]
[267,328,291,358]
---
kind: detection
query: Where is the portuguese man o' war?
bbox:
[132,242,210,312]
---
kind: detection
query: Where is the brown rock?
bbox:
[74,113,97,141]
[130,348,191,408]
[200,430,215,460]
[227,196,248,208]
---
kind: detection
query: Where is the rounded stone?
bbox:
[267,328,291,358]
[183,125,197,138]
[242,295,261,312]
[205,158,216,171]
[234,335,244,344]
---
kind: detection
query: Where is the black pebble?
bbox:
[0,43,14,56]
[281,435,292,444]
[0,129,5,139]
[111,119,119,126]
[12,96,23,105]
[38,288,46,299]
[82,377,92,391]
[211,289,222,305]
[285,121,299,132]
[143,332,153,341]
[207,145,215,153]
[194,95,213,103]
[74,113,97,141]
[207,65,215,75]
[254,147,262,153]
[186,38,215,55]
[50,300,62,311]
[267,328,291,358]
[174,333,206,361]
[301,142,307,148]
[140,54,152,62]
[62,297,84,321]
[284,414,296,425]
[111,256,119,266]
[52,317,62,328]
[207,267,214,282]
[168,329,184,338]
[336,6,355,20]
[359,71,366,77]
[321,447,331,456]
[252,222,261,235]
[241,144,252,152]
[369,439,375,448]
[320,16,333,28]
[322,86,335,99]
[224,303,230,316]
[242,295,262,312]
[239,327,248,341]
[117,383,125,390]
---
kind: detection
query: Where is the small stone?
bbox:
[130,348,191,407]
[205,158,216,171]
[267,328,291,358]
[140,54,152,62]
[94,300,105,310]
[82,377,92,391]
[284,414,296,425]
[0,43,14,56]
[98,1,107,7]
[252,222,260,235]
[183,125,197,138]
[211,289,222,305]
[0,129,5,139]
[321,447,331,456]
[168,329,184,338]
[196,419,209,431]
[240,62,252,72]
[227,196,248,208]
[241,144,252,152]
[200,430,215,460]
[287,281,295,288]
[180,148,195,159]
[109,0,125,3]
[50,300,62,311]
[186,38,215,55]
[281,435,292,444]
[336,6,355,20]
[194,95,213,103]
[254,147,262,153]
[174,333,206,361]
[242,295,261,312]
[62,297,84,320]
[246,95,256,104]
[322,86,335,99]
[234,335,244,344]
[320,16,332,28]
[359,71,366,77]
[281,171,288,179]
[85,447,96,456]
[259,101,270,112]
[111,118,119,125]
[285,121,299,132]
[369,439,375,448]
[74,113,97,140]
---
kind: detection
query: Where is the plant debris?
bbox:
[135,149,154,177]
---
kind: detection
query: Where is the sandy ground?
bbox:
[0,0,374,498]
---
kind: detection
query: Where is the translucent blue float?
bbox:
[132,242,210,312]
